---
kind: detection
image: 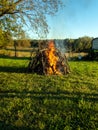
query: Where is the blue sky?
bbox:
[28,0,98,39]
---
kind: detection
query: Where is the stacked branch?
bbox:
[27,46,70,75]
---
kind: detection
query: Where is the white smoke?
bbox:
[54,39,66,55]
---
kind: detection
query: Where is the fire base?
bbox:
[27,40,70,75]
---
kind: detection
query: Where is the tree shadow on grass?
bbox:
[0,90,98,103]
[0,90,98,130]
[0,66,27,73]
[0,121,32,130]
[0,55,30,73]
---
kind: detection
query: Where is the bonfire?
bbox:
[28,40,70,75]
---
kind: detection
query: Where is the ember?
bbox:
[28,40,70,75]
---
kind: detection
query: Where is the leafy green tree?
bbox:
[0,29,13,48]
[80,36,92,50]
[0,0,63,48]
[68,39,75,52]
[74,36,92,52]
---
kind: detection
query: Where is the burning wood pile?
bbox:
[28,40,70,75]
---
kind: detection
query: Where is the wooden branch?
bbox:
[27,47,70,75]
[0,0,24,17]
[14,0,23,6]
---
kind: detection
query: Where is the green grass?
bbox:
[0,58,98,130]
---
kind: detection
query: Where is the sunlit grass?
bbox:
[0,58,98,130]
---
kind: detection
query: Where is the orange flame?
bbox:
[44,40,61,75]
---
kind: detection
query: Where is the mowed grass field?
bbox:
[0,57,98,130]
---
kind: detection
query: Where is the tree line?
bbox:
[10,36,93,53]
[64,36,93,52]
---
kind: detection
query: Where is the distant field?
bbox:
[0,58,98,130]
[0,47,88,58]
[0,47,37,57]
